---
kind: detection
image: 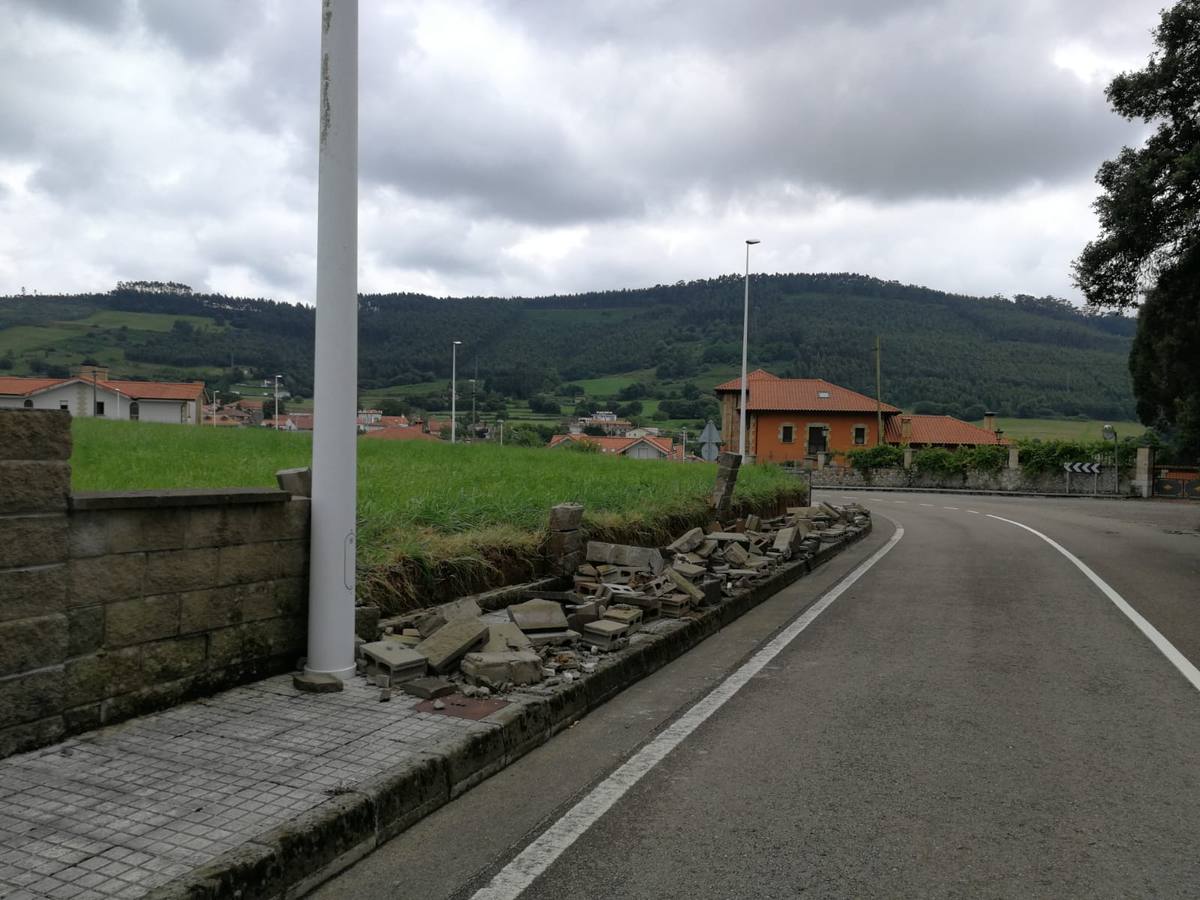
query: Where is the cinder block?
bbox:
[548,502,584,532]
[0,514,67,569]
[547,530,584,558]
[144,547,219,596]
[106,594,180,647]
[68,511,109,558]
[141,636,206,683]
[273,577,307,618]
[64,649,140,705]
[275,467,312,497]
[0,614,69,677]
[0,666,64,728]
[0,409,71,461]
[218,540,306,586]
[106,508,188,554]
[0,461,70,514]
[67,605,104,656]
[68,554,145,608]
[0,563,67,622]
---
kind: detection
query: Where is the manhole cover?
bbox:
[415,693,508,720]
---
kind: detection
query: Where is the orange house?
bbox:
[715,370,898,463]
[716,370,1006,463]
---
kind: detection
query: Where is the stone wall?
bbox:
[811,464,1131,495]
[0,410,310,757]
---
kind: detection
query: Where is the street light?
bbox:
[498,419,504,446]
[1103,424,1119,490]
[739,239,761,460]
[273,374,284,430]
[451,341,462,444]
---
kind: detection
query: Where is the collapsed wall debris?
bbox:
[353,498,871,704]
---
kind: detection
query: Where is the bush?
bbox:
[912,447,963,477]
[846,444,905,470]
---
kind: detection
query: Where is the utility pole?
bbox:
[874,335,883,446]
[306,0,358,683]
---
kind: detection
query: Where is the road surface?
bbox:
[312,492,1200,899]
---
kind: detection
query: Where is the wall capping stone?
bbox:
[71,488,291,511]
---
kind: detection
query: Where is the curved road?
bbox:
[313,493,1200,899]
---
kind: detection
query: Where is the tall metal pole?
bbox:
[274,374,281,430]
[738,239,760,459]
[306,0,358,681]
[874,336,883,446]
[451,341,461,443]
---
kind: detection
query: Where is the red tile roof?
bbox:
[716,371,899,414]
[548,433,683,459]
[361,426,440,442]
[885,414,1008,446]
[0,375,205,401]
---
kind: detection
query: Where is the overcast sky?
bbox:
[0,0,1164,304]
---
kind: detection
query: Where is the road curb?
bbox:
[813,484,1134,500]
[147,524,872,900]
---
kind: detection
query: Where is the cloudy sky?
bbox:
[0,0,1163,304]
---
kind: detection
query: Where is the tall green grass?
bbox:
[70,420,805,608]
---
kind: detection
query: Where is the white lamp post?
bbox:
[306,0,358,683]
[273,374,283,430]
[451,341,462,443]
[738,239,761,460]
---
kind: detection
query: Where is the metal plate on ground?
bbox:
[415,694,510,720]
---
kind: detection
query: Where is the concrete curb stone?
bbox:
[146,523,871,900]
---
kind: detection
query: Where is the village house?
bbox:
[715,369,1005,464]
[548,432,684,460]
[0,365,205,424]
[570,410,634,437]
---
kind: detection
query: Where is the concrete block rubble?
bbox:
[336,500,871,702]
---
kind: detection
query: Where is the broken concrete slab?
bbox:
[416,612,447,638]
[482,623,534,653]
[603,604,643,632]
[461,650,543,687]
[360,643,429,683]
[582,618,628,650]
[672,560,707,579]
[723,542,750,567]
[707,532,751,543]
[400,676,456,699]
[666,567,706,602]
[527,629,581,648]
[667,527,705,553]
[585,541,665,574]
[434,598,483,622]
[508,598,570,632]
[413,619,489,673]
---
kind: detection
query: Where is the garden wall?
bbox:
[811,464,1131,495]
[0,410,310,758]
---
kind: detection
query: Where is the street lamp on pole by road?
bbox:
[739,239,761,460]
[273,374,283,430]
[451,341,462,444]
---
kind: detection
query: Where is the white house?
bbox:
[0,365,205,425]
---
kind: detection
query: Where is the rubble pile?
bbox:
[353,501,870,703]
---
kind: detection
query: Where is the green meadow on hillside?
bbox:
[70,419,805,609]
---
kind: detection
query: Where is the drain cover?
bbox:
[415,693,509,720]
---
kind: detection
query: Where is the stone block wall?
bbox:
[811,464,1131,495]
[0,410,311,758]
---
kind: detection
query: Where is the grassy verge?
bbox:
[70,420,806,611]
[970,417,1144,441]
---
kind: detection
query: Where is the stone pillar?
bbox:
[710,452,741,521]
[1134,446,1155,499]
[0,410,72,757]
[903,447,914,470]
[547,502,585,575]
[1008,446,1020,470]
[816,452,827,470]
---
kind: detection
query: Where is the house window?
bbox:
[22,399,32,408]
[59,402,69,411]
[853,425,867,445]
[94,401,105,416]
[129,401,139,421]
[817,391,831,399]
[780,424,795,444]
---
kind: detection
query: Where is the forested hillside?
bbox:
[0,274,1137,420]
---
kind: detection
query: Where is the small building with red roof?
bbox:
[548,432,684,460]
[0,365,205,425]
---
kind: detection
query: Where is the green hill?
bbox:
[0,274,1137,422]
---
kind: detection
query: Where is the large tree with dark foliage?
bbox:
[1074,0,1200,459]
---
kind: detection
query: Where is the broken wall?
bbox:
[0,410,311,758]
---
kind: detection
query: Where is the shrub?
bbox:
[846,444,905,470]
[912,447,964,477]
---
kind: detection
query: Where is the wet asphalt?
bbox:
[312,493,1200,899]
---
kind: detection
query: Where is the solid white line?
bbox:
[919,503,934,507]
[967,510,980,514]
[986,514,1200,693]
[471,523,906,900]
[943,506,959,511]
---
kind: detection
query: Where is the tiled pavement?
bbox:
[0,676,496,899]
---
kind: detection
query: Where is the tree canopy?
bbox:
[1074,0,1200,458]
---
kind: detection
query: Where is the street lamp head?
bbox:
[1102,424,1116,441]
[746,239,761,245]
[452,340,462,346]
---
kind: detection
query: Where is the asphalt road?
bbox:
[313,493,1200,899]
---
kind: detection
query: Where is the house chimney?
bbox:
[900,415,912,443]
[77,364,109,382]
[983,411,996,432]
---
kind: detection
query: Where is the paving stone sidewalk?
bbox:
[0,675,497,900]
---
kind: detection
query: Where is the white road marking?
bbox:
[967,510,980,514]
[894,500,908,504]
[470,523,906,900]
[943,506,959,511]
[919,503,934,507]
[986,514,1200,693]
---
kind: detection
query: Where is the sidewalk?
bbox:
[0,528,870,900]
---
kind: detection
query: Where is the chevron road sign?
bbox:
[1063,462,1102,474]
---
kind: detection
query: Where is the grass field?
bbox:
[970,417,1145,441]
[71,419,806,609]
